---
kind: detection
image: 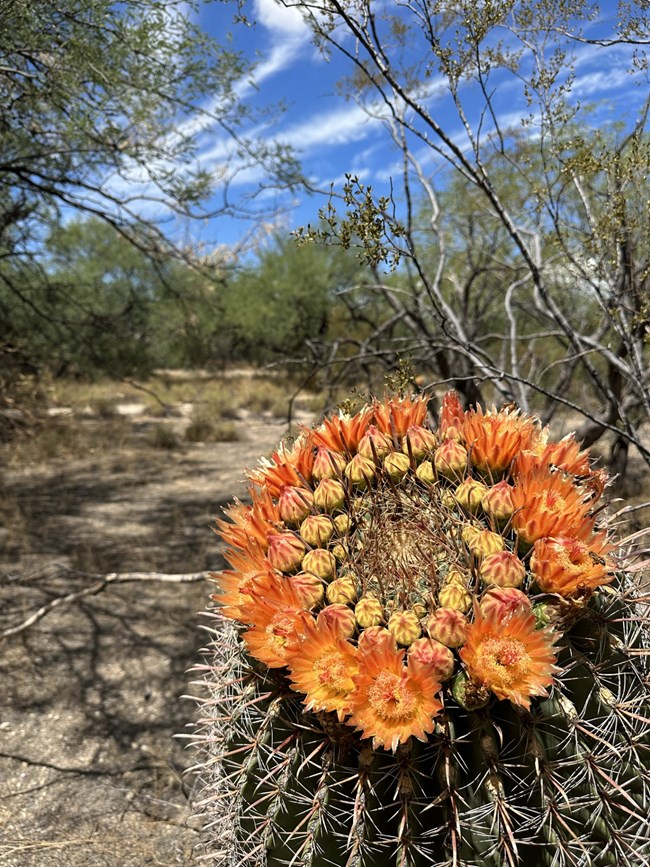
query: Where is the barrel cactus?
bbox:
[191,391,650,866]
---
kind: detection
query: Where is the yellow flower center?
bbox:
[479,638,529,687]
[539,491,566,514]
[556,541,591,574]
[266,616,294,649]
[368,672,417,720]
[315,655,351,692]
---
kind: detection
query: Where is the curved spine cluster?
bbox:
[191,391,650,867]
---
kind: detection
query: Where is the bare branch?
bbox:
[1,571,210,641]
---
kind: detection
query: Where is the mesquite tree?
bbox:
[284,0,650,475]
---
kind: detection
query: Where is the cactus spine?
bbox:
[191,392,650,866]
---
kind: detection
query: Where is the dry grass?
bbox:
[184,415,240,443]
[41,370,319,419]
[2,417,131,468]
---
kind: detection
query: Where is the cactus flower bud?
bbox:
[480,550,525,588]
[383,451,411,481]
[355,595,384,628]
[433,439,468,478]
[313,477,346,512]
[438,584,472,612]
[442,489,457,510]
[415,460,436,485]
[454,478,489,513]
[344,453,376,489]
[482,481,514,523]
[408,637,455,681]
[326,575,358,605]
[461,524,481,547]
[481,586,531,620]
[469,529,506,558]
[331,543,349,563]
[333,513,353,535]
[289,572,325,608]
[318,603,356,639]
[267,532,305,573]
[412,602,427,619]
[278,485,314,524]
[402,425,436,460]
[302,548,337,580]
[443,568,467,588]
[427,608,468,648]
[357,424,392,459]
[388,610,422,646]
[312,447,347,480]
[300,514,334,548]
[357,625,396,651]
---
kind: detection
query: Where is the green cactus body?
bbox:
[190,392,650,866]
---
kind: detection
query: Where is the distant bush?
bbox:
[148,423,179,450]
[184,416,239,443]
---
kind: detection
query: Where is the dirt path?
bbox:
[0,413,305,866]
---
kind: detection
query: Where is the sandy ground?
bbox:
[0,409,306,866]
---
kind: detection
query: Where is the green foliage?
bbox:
[0,0,302,386]
[221,233,364,364]
[0,217,223,377]
[295,175,405,270]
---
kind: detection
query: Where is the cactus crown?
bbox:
[191,391,650,866]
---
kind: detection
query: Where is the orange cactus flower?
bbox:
[211,568,280,622]
[240,573,314,667]
[373,395,428,440]
[462,405,542,475]
[223,542,269,575]
[216,490,281,553]
[243,605,314,669]
[438,390,465,440]
[288,619,358,720]
[515,437,608,498]
[349,641,442,750]
[249,438,315,497]
[530,535,614,597]
[313,408,372,454]
[511,469,595,546]
[460,608,557,709]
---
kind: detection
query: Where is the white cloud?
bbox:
[253,0,310,39]
[572,66,633,98]
[279,102,379,152]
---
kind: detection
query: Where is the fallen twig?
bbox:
[1,571,209,640]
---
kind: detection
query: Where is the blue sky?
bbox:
[163,0,649,255]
